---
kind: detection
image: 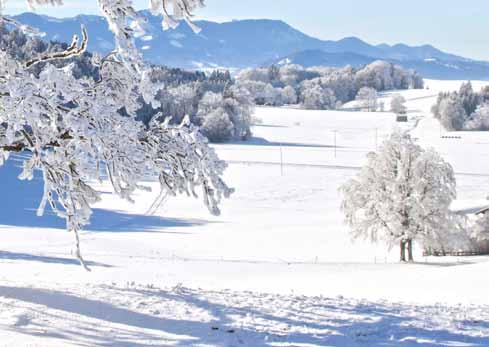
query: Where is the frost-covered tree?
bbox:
[480,86,489,104]
[200,108,234,142]
[354,61,423,91]
[282,85,298,105]
[438,95,466,131]
[459,81,480,116]
[278,64,306,86]
[355,61,386,91]
[465,103,489,131]
[198,91,224,116]
[197,86,253,142]
[262,83,283,106]
[390,94,407,115]
[356,87,378,112]
[0,0,234,269]
[302,84,337,110]
[223,84,253,140]
[235,79,267,105]
[472,213,489,242]
[236,68,270,84]
[167,84,198,122]
[431,82,489,131]
[340,131,458,262]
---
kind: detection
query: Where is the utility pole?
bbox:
[375,128,378,150]
[333,130,338,158]
[280,142,284,176]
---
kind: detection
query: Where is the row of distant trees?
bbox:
[2,25,427,143]
[236,61,424,110]
[351,88,407,114]
[138,68,254,142]
[432,81,489,131]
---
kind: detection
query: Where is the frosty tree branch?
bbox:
[25,26,88,68]
[0,0,234,270]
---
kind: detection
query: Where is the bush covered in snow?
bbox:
[237,61,423,110]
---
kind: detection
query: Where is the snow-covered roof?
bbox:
[476,207,489,215]
[450,199,489,215]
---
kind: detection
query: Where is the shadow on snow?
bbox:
[0,251,113,268]
[228,136,344,149]
[0,285,487,347]
[0,156,206,233]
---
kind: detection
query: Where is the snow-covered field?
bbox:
[1,79,489,346]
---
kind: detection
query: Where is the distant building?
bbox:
[396,115,408,122]
[476,207,489,216]
[451,200,489,217]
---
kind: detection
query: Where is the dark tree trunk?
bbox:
[400,240,406,262]
[407,239,414,262]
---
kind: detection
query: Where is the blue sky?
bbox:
[4,0,489,60]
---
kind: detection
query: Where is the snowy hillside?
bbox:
[1,79,489,345]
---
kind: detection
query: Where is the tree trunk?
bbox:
[400,240,406,262]
[407,239,414,262]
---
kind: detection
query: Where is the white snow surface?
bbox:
[1,79,489,346]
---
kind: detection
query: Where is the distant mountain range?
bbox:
[11,11,489,80]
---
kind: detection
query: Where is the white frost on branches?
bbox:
[390,94,407,115]
[471,212,489,242]
[0,0,234,269]
[340,130,460,261]
[355,87,378,112]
